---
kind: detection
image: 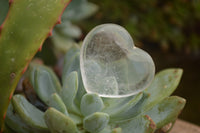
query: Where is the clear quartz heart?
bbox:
[80,24,155,98]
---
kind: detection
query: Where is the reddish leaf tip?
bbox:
[48,31,53,36]
[38,45,43,52]
[9,0,14,6]
[56,17,62,24]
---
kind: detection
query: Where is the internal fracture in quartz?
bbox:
[80,24,155,98]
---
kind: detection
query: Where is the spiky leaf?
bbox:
[0,0,71,128]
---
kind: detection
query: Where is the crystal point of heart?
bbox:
[80,24,155,98]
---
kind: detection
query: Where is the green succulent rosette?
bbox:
[5,45,185,133]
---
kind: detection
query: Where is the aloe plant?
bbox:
[0,0,72,131]
[5,45,186,133]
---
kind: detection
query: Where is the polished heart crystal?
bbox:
[80,24,155,98]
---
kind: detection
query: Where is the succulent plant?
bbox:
[5,45,185,133]
[0,0,73,131]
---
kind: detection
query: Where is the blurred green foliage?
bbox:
[87,0,200,54]
[50,0,98,57]
[36,0,98,65]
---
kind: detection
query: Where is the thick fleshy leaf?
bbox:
[81,93,104,116]
[76,2,98,21]
[11,95,48,132]
[69,113,82,125]
[109,93,149,121]
[111,69,183,122]
[6,104,36,133]
[102,92,143,120]
[28,64,61,104]
[146,96,186,128]
[112,115,156,133]
[62,0,98,21]
[112,69,184,124]
[62,46,80,77]
[48,93,68,116]
[62,47,86,107]
[142,69,183,112]
[98,126,112,133]
[44,108,78,133]
[54,21,82,38]
[98,126,122,133]
[60,71,80,114]
[27,64,37,89]
[50,31,76,54]
[83,112,109,133]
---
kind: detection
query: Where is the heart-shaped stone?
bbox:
[80,24,155,98]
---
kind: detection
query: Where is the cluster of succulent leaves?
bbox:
[5,45,185,133]
[87,0,200,54]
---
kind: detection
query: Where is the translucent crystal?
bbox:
[80,24,155,98]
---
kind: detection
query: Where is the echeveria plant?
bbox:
[5,45,185,133]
